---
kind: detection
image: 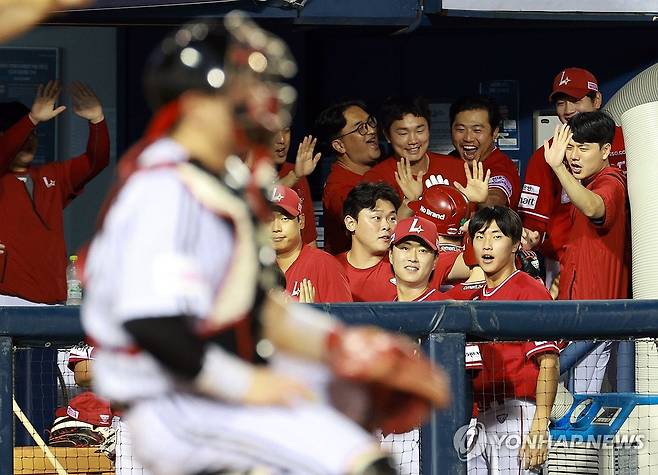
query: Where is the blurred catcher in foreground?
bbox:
[82,13,449,475]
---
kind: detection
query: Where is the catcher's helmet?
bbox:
[144,21,230,110]
[144,12,297,144]
[408,184,469,236]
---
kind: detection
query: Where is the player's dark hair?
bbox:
[468,206,523,244]
[379,96,431,137]
[314,100,369,151]
[449,95,500,131]
[343,182,401,221]
[568,110,615,148]
[0,101,30,133]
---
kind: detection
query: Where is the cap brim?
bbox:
[549,86,590,102]
[273,204,301,217]
[392,233,438,251]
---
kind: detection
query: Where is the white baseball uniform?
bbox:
[82,138,380,475]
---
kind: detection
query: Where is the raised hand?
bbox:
[298,278,316,304]
[71,82,104,124]
[544,123,572,169]
[453,160,490,204]
[395,157,425,202]
[294,135,321,178]
[29,80,66,124]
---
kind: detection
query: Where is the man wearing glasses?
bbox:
[315,101,381,255]
[363,97,466,218]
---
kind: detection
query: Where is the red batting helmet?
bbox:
[408,185,469,236]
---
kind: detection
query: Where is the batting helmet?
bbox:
[408,185,469,236]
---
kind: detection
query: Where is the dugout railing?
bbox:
[0,301,654,475]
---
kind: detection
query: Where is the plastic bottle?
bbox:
[66,255,83,306]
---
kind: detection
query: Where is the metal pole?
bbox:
[617,340,635,393]
[0,336,13,475]
[421,332,468,475]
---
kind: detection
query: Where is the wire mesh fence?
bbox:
[5,303,658,475]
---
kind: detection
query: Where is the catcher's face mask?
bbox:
[223,11,298,159]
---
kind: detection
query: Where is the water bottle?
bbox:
[66,255,83,306]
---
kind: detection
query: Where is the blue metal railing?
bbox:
[1,301,656,475]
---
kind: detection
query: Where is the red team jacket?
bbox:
[284,244,353,302]
[558,166,629,300]
[470,271,560,409]
[277,162,317,245]
[0,116,110,303]
[322,162,364,255]
[518,126,626,260]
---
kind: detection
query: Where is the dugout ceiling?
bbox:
[52,0,658,26]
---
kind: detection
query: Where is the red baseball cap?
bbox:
[391,216,439,251]
[269,185,302,217]
[65,392,113,427]
[549,67,599,102]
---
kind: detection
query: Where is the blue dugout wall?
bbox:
[0,301,653,474]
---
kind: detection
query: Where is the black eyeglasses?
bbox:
[334,115,377,139]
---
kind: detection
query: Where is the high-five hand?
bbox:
[294,135,321,179]
[395,157,425,202]
[29,80,66,124]
[544,123,572,170]
[454,160,490,204]
[71,81,104,124]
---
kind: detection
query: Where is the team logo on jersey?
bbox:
[43,177,56,188]
[271,187,284,203]
[559,70,571,86]
[496,413,508,424]
[291,281,301,297]
[425,174,449,188]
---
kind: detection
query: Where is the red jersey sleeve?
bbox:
[0,115,36,174]
[67,343,95,370]
[61,119,110,202]
[524,340,561,361]
[465,344,484,371]
[430,250,461,289]
[590,169,627,232]
[518,146,557,234]
[487,151,521,209]
[316,254,353,303]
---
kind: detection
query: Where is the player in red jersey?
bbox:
[315,101,381,254]
[270,128,319,246]
[449,95,521,210]
[362,97,466,217]
[270,185,352,303]
[465,206,558,474]
[335,182,401,302]
[544,113,628,301]
[519,67,626,281]
[545,111,628,394]
[389,216,448,303]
